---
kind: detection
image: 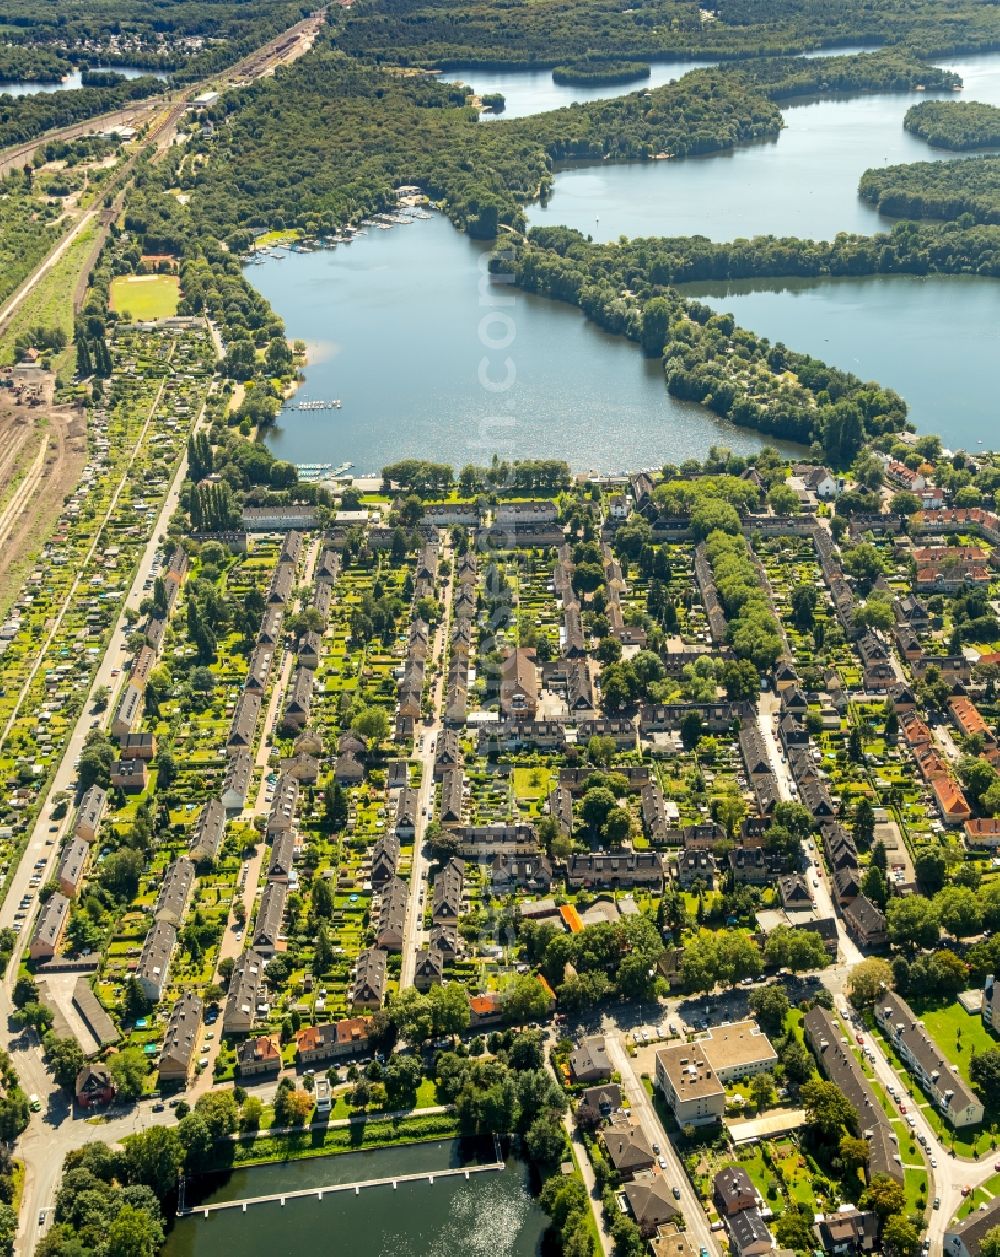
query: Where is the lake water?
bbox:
[249,215,794,473]
[247,48,1000,470]
[1,65,167,97]
[682,275,1000,452]
[440,45,883,120]
[526,52,1000,241]
[164,1141,547,1257]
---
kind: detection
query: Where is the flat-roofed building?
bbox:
[697,1019,778,1084]
[654,1042,726,1127]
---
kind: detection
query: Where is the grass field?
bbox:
[109,274,180,320]
[913,1000,996,1088]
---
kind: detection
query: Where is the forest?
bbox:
[0,0,305,80]
[551,60,651,85]
[488,229,907,460]
[904,98,1000,148]
[858,155,1000,223]
[0,45,70,84]
[0,74,163,148]
[336,0,1000,66]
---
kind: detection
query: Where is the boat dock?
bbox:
[176,1160,505,1218]
[284,399,341,411]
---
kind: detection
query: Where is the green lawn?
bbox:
[110,274,180,320]
[912,1000,996,1089]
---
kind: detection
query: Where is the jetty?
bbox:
[284,399,341,411]
[176,1160,505,1218]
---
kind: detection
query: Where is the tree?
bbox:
[122,1126,184,1198]
[883,1214,921,1257]
[580,787,616,833]
[748,984,789,1034]
[750,1071,775,1110]
[934,885,983,937]
[887,895,940,949]
[889,491,921,516]
[775,1203,816,1252]
[45,1036,85,1091]
[853,797,875,847]
[764,926,829,972]
[839,1134,870,1172]
[970,1048,1000,1098]
[350,704,389,748]
[914,844,948,895]
[106,1203,161,1257]
[429,982,471,1038]
[847,958,893,1008]
[978,1227,1000,1257]
[524,1112,567,1166]
[501,975,551,1025]
[862,1173,906,1219]
[790,584,818,631]
[800,1077,857,1137]
[108,1049,148,1102]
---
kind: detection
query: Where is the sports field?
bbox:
[109,274,180,320]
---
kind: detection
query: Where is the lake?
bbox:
[1,65,167,97]
[525,52,1000,241]
[249,215,795,473]
[164,1141,547,1257]
[247,48,1000,470]
[682,274,1000,452]
[439,45,883,120]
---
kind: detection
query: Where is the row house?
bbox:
[297,630,322,671]
[440,767,465,825]
[281,529,303,565]
[500,648,539,721]
[640,701,744,735]
[29,890,70,961]
[803,1006,903,1183]
[640,780,672,845]
[729,841,787,886]
[911,653,972,684]
[432,859,465,925]
[950,695,991,741]
[563,600,586,657]
[479,720,566,755]
[136,920,176,1003]
[548,784,574,837]
[111,758,147,793]
[283,666,314,730]
[371,833,400,887]
[434,730,463,778]
[228,690,261,752]
[576,718,637,751]
[311,578,333,624]
[155,857,195,927]
[258,604,283,647]
[566,851,664,891]
[118,732,156,761]
[56,836,89,898]
[559,765,650,793]
[490,853,554,894]
[351,948,388,1010]
[393,786,418,839]
[158,990,202,1086]
[694,542,727,644]
[453,823,538,858]
[74,785,108,842]
[376,876,409,952]
[842,893,889,948]
[253,882,287,955]
[268,830,297,882]
[222,750,253,811]
[112,682,144,739]
[267,560,296,605]
[223,950,267,1035]
[675,849,716,888]
[266,774,299,838]
[875,990,984,1127]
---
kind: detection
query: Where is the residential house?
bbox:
[375,876,408,952]
[817,1209,879,1255]
[158,990,203,1085]
[945,1194,1000,1257]
[111,758,148,793]
[432,859,465,924]
[252,882,287,955]
[155,858,195,927]
[875,990,984,1127]
[268,830,297,883]
[190,799,227,865]
[76,1064,116,1110]
[29,891,70,960]
[576,1083,623,1127]
[228,691,261,752]
[842,894,889,949]
[351,948,388,1009]
[136,920,176,1002]
[727,1208,773,1257]
[237,1034,282,1078]
[566,852,664,891]
[56,837,89,898]
[414,948,444,991]
[74,785,107,842]
[370,833,400,887]
[500,648,539,720]
[570,1035,612,1083]
[600,1119,656,1179]
[283,666,314,730]
[713,1168,757,1217]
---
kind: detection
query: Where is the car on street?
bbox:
[933,1198,940,1210]
[672,1187,681,1200]
[658,1156,668,1170]
[931,1157,937,1168]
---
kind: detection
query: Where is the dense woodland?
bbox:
[0,73,163,148]
[336,0,1000,66]
[858,155,1000,223]
[904,98,1000,148]
[0,45,70,83]
[551,59,651,85]
[0,0,305,79]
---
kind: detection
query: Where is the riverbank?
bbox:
[228,1111,461,1170]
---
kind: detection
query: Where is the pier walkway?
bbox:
[177,1160,505,1217]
